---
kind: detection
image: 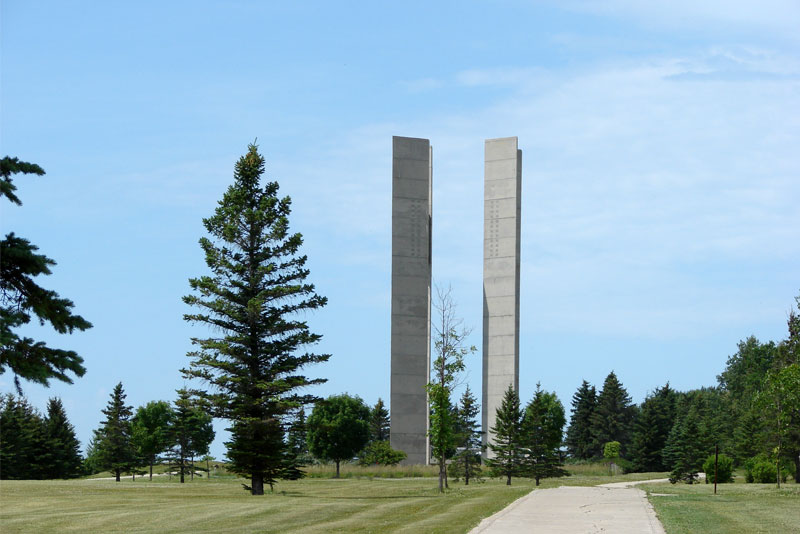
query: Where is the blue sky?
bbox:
[2,1,798,460]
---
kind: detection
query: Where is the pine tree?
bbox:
[629,383,677,472]
[286,407,309,460]
[168,389,214,483]
[182,144,329,495]
[520,384,568,486]
[486,385,524,485]
[369,398,390,442]
[44,398,83,479]
[92,382,135,482]
[131,400,174,480]
[590,372,636,456]
[450,386,483,485]
[0,394,49,479]
[663,404,705,484]
[1,157,92,392]
[565,380,598,459]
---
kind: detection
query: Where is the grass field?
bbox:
[0,467,666,533]
[641,478,800,534]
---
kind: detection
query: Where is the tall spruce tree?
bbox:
[565,380,598,459]
[44,398,83,479]
[0,157,92,392]
[486,385,524,485]
[182,144,329,495]
[520,384,568,486]
[369,398,390,442]
[92,382,135,482]
[450,386,483,485]
[590,372,636,456]
[629,383,677,472]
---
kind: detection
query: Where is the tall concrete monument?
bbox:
[482,136,521,457]
[390,136,432,465]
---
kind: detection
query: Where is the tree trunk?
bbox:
[465,460,470,486]
[115,468,120,482]
[335,460,340,478]
[207,458,210,480]
[506,473,511,485]
[149,460,153,481]
[180,457,185,484]
[535,476,540,486]
[191,453,194,480]
[794,454,800,483]
[251,474,264,495]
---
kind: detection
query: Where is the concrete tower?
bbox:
[390,136,432,465]
[482,136,521,457]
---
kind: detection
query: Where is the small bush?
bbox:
[358,441,407,466]
[744,455,792,483]
[702,454,734,483]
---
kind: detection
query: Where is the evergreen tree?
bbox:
[307,394,370,478]
[520,384,568,486]
[44,398,83,479]
[131,400,174,480]
[1,157,92,392]
[565,380,598,459]
[663,403,705,484]
[286,407,309,460]
[427,286,475,492]
[168,389,214,483]
[182,144,329,495]
[486,385,524,485]
[629,383,677,472]
[92,382,135,482]
[450,386,483,485]
[590,372,636,456]
[369,398,390,442]
[0,394,49,479]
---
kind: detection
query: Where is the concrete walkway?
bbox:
[469,479,668,534]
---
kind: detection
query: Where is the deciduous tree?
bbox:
[307,394,370,477]
[131,400,174,480]
[182,144,329,495]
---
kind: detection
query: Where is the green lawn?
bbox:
[0,469,667,533]
[641,479,800,534]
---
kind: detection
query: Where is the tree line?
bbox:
[563,297,800,485]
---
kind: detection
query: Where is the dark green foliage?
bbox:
[182,144,329,495]
[358,440,407,466]
[131,400,174,480]
[0,157,92,392]
[664,403,705,484]
[629,383,678,472]
[286,407,309,460]
[369,398,390,442]
[0,394,48,479]
[43,398,83,479]
[590,372,636,456]
[450,386,483,485]
[307,394,370,477]
[91,383,136,482]
[565,380,598,459]
[486,385,524,485]
[520,384,567,486]
[702,453,734,483]
[168,389,214,483]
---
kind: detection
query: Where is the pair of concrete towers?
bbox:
[390,136,521,464]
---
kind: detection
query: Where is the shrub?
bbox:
[744,454,792,483]
[357,440,407,466]
[702,454,734,483]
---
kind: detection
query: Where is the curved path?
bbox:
[469,479,668,534]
